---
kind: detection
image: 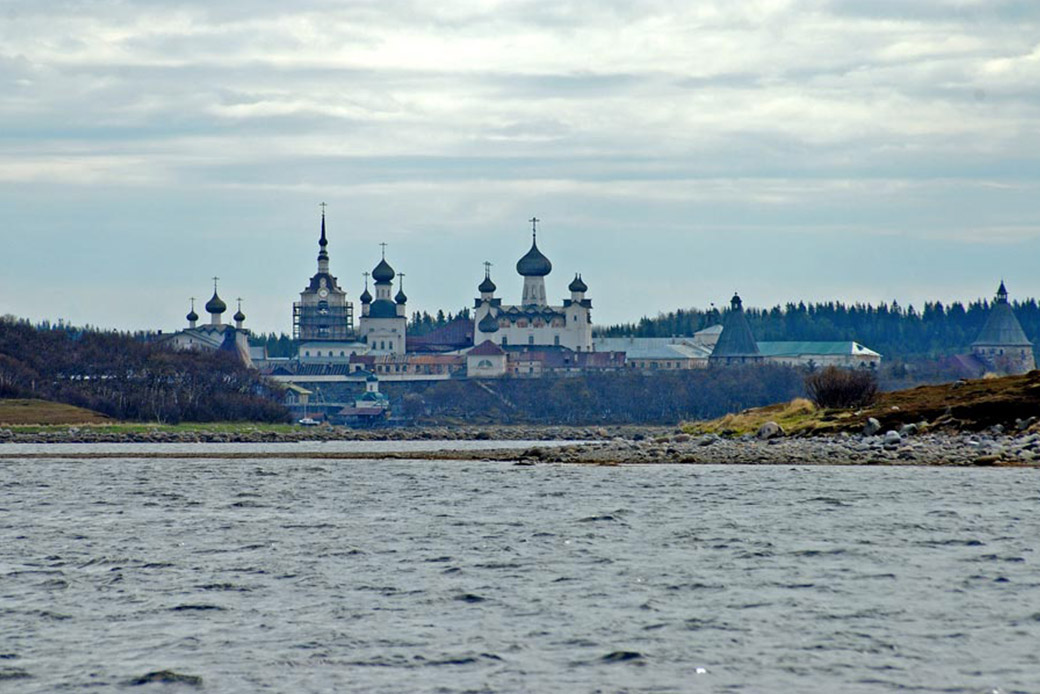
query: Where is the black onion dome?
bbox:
[478,311,500,333]
[568,274,587,293]
[205,292,226,314]
[516,240,552,277]
[479,274,496,294]
[186,309,198,322]
[360,287,373,304]
[372,258,395,283]
[395,288,407,304]
[234,309,246,322]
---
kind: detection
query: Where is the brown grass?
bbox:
[0,399,112,426]
[684,370,1040,437]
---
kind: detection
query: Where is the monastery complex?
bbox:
[164,211,1034,406]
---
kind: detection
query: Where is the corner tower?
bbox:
[971,281,1035,374]
[293,205,354,340]
[709,293,763,365]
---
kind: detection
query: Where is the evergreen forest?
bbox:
[599,298,1040,359]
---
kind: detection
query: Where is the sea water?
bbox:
[2,449,1039,692]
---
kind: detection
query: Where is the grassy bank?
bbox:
[684,371,1040,437]
[0,399,112,426]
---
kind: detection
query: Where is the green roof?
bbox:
[756,341,881,357]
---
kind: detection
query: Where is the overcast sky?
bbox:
[2,0,1039,334]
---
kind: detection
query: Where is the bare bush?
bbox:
[804,367,879,409]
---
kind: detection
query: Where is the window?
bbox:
[477,359,492,368]
[528,335,534,345]
[502,336,508,346]
[554,335,560,346]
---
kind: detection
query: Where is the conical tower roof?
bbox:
[710,293,760,358]
[972,282,1032,347]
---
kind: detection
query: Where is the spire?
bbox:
[319,202,328,248]
[317,203,329,272]
[997,279,1008,304]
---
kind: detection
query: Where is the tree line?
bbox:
[598,298,1040,358]
[0,316,288,423]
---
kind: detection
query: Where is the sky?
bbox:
[2,0,1040,335]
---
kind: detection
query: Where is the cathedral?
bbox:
[473,219,593,351]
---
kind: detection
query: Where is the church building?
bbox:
[293,208,354,341]
[162,279,252,366]
[357,249,408,354]
[472,219,593,351]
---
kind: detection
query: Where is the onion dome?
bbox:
[205,291,226,315]
[395,288,407,304]
[478,311,500,333]
[234,308,246,323]
[568,274,587,293]
[186,304,198,322]
[516,238,552,277]
[479,274,497,294]
[372,258,395,283]
[360,287,373,304]
[368,299,398,319]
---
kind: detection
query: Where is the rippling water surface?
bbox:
[2,449,1039,693]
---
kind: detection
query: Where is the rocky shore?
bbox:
[0,424,658,445]
[516,429,1040,466]
[2,423,1039,466]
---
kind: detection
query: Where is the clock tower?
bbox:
[293,206,354,340]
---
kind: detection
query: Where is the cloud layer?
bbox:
[2,0,1039,331]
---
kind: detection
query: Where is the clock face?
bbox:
[318,289,329,298]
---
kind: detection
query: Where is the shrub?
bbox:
[804,367,878,409]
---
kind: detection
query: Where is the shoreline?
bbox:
[2,429,1039,466]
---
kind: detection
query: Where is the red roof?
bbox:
[406,317,474,352]
[468,340,505,356]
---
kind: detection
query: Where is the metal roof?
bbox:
[755,341,881,357]
[972,302,1032,347]
[593,337,712,360]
